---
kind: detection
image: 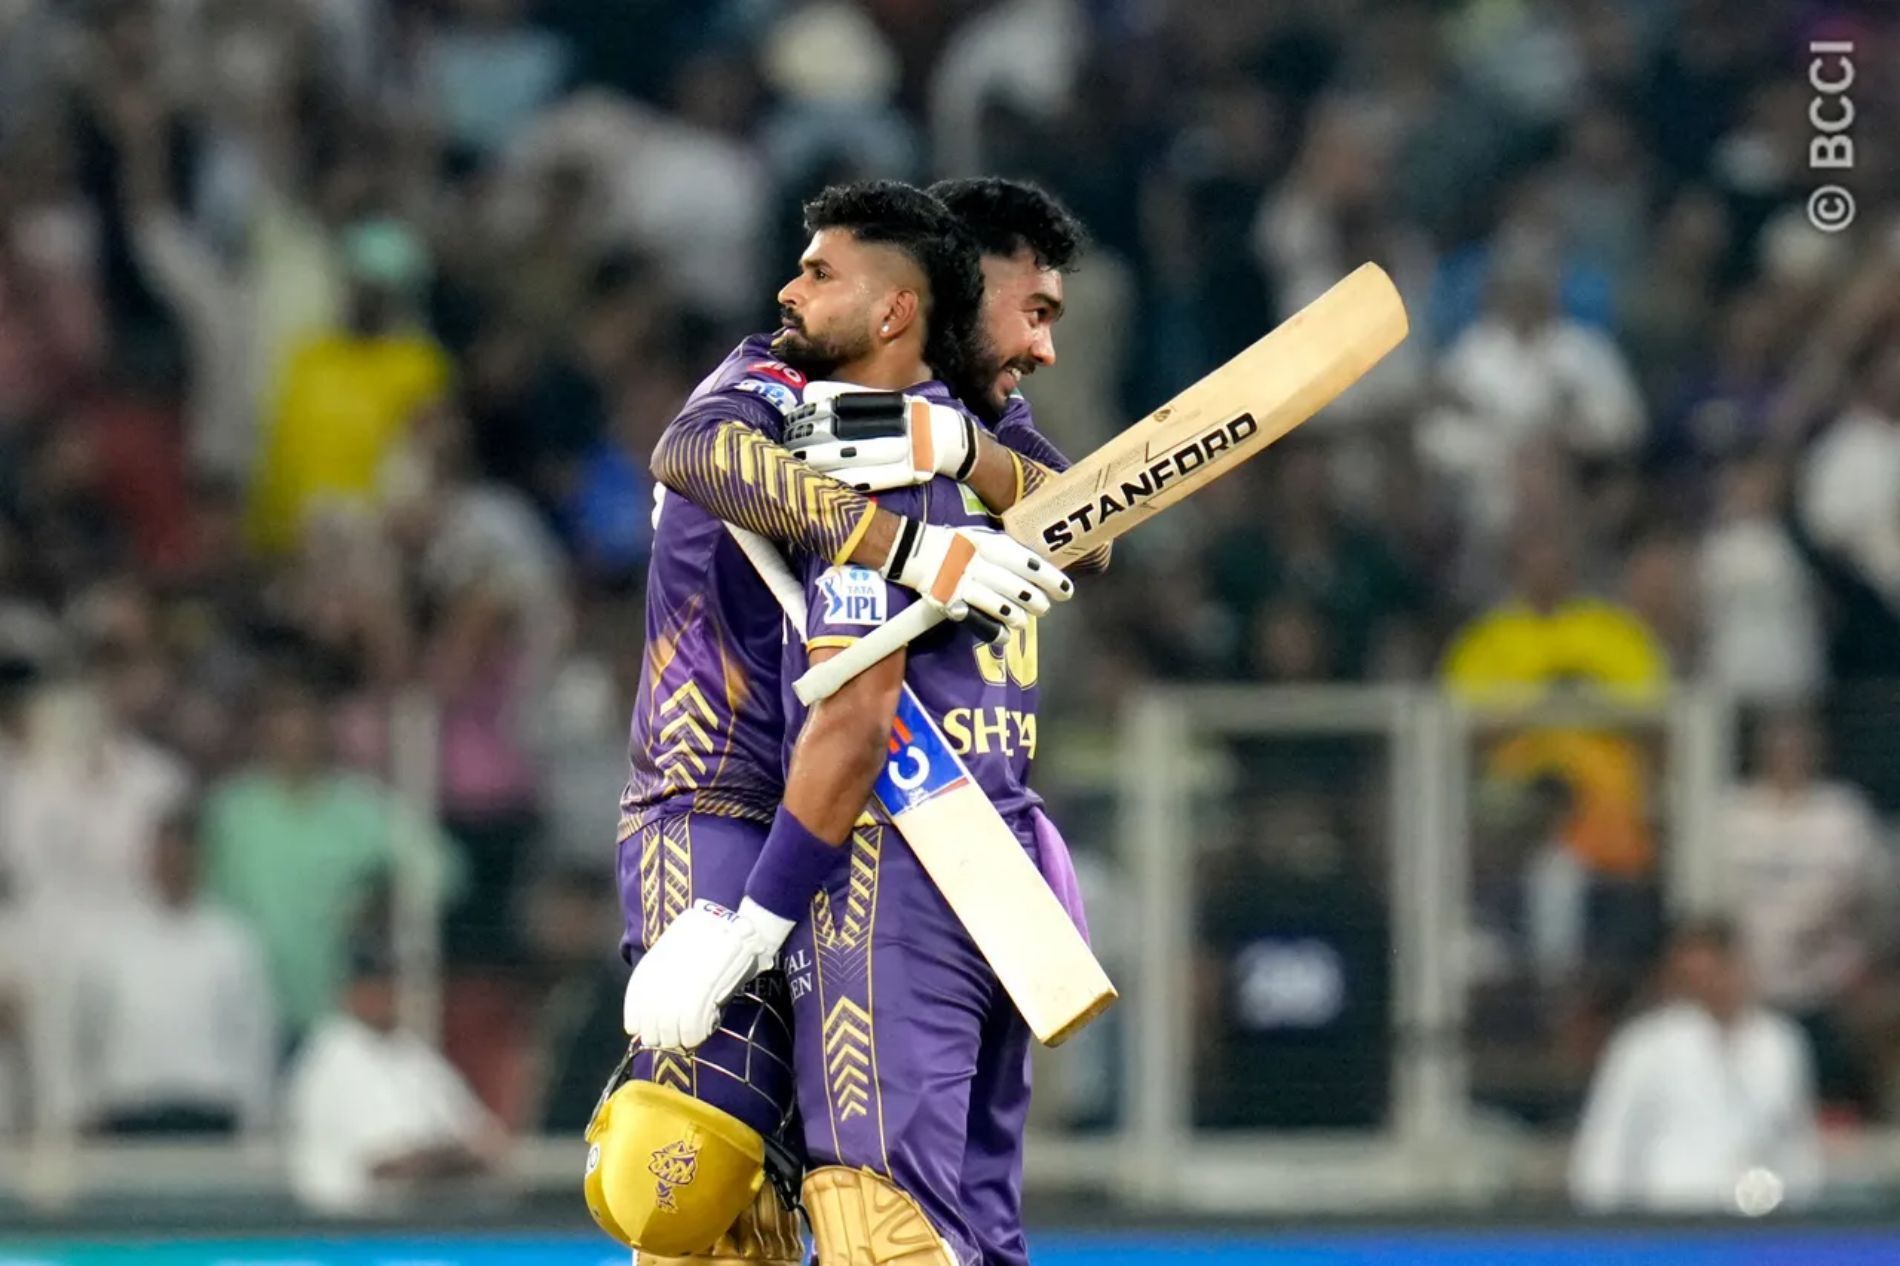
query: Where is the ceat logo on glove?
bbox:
[817,566,887,627]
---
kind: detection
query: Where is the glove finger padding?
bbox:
[965,530,1071,604]
[958,558,1039,627]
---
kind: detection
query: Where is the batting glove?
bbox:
[786,387,979,494]
[879,521,1071,632]
[623,898,795,1050]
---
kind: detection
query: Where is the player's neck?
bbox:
[834,350,933,392]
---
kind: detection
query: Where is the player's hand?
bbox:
[880,521,1071,632]
[623,899,795,1050]
[786,389,978,493]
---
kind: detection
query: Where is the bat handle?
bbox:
[794,601,947,704]
[964,609,1007,648]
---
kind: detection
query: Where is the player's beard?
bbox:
[968,329,1036,423]
[772,310,875,379]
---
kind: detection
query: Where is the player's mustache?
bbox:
[777,308,805,332]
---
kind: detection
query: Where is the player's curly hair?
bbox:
[929,177,1088,273]
[803,180,985,396]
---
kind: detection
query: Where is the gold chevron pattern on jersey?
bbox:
[653,419,875,566]
[654,679,719,795]
[635,817,696,949]
[823,997,875,1123]
[651,1050,694,1096]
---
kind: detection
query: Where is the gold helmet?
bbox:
[582,974,801,1257]
[584,1076,771,1254]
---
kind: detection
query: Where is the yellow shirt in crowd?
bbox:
[249,331,449,553]
[1442,598,1667,878]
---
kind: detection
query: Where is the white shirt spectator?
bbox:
[66,897,276,1131]
[1570,1002,1820,1213]
[0,697,191,917]
[928,0,1082,176]
[1800,405,1900,614]
[1698,515,1825,704]
[286,1013,496,1214]
[1723,782,1889,1011]
[1427,314,1645,532]
[502,95,767,323]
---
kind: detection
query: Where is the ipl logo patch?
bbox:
[648,1138,700,1212]
[817,565,887,627]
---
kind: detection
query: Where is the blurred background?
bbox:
[0,0,1898,1260]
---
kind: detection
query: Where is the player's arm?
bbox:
[622,644,905,1050]
[651,407,1070,629]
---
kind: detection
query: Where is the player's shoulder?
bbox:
[691,333,810,416]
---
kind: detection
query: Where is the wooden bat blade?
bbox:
[874,689,1117,1046]
[730,527,1115,1045]
[1004,262,1409,563]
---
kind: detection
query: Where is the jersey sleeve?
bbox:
[649,372,880,567]
[991,394,1072,472]
[803,561,914,653]
[990,395,1112,574]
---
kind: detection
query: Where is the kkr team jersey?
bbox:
[624,340,1072,841]
[620,336,826,833]
[784,382,1045,834]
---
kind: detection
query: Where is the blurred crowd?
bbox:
[1,0,1899,1213]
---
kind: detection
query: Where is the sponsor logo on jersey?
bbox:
[872,694,970,815]
[736,377,798,414]
[748,360,807,388]
[1039,411,1259,550]
[816,565,887,627]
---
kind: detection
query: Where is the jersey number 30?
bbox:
[974,622,1038,689]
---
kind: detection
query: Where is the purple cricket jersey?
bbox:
[619,334,811,836]
[782,383,1046,838]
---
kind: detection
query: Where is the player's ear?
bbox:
[879,288,920,343]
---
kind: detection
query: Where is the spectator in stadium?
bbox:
[1445,527,1667,987]
[1570,919,1820,1213]
[0,671,190,918]
[247,218,450,555]
[203,676,459,1042]
[1799,342,1900,619]
[417,0,573,168]
[1424,236,1645,536]
[1699,454,1824,704]
[1722,711,1891,1116]
[285,940,505,1216]
[381,422,568,966]
[63,804,275,1136]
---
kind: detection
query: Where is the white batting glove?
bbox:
[786,388,978,494]
[623,898,795,1050]
[879,521,1071,632]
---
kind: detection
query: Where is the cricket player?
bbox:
[624,181,1096,1264]
[587,182,1077,1264]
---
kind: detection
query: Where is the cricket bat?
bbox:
[728,526,1116,1047]
[796,262,1409,703]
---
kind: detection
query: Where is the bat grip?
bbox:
[793,602,946,705]
[965,609,1007,648]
